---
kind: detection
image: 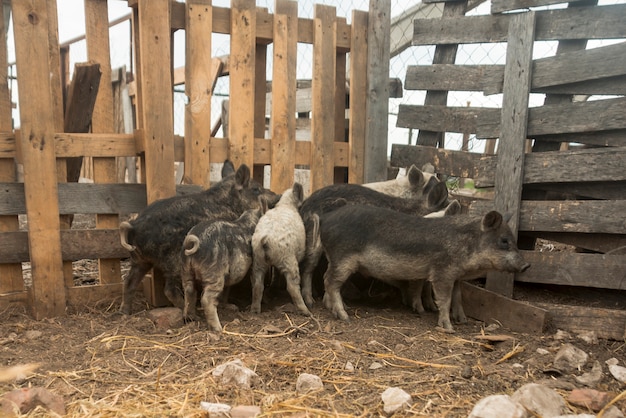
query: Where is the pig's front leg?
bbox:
[431,279,455,332]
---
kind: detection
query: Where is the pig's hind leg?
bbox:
[450,281,467,324]
[322,260,352,321]
[280,257,312,317]
[200,273,227,332]
[431,278,456,332]
[120,261,152,314]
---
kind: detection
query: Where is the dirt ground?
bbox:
[1,278,625,417]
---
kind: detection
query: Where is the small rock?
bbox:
[553,343,588,373]
[147,307,183,330]
[0,387,66,416]
[551,415,595,418]
[212,359,259,389]
[606,358,619,366]
[577,331,598,345]
[24,330,42,340]
[468,395,527,418]
[575,361,603,387]
[0,332,17,345]
[512,363,526,375]
[296,373,323,394]
[608,363,626,384]
[381,387,412,414]
[200,402,231,417]
[231,405,262,418]
[554,330,571,340]
[369,362,384,370]
[461,365,473,379]
[511,383,568,417]
[344,361,354,372]
[602,405,626,418]
[567,388,611,412]
[536,348,550,355]
[484,323,500,332]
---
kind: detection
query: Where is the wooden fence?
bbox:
[0,0,391,319]
[393,0,626,339]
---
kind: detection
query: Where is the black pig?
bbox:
[319,205,530,332]
[119,161,279,314]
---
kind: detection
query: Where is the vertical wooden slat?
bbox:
[310,4,336,191]
[136,0,176,306]
[348,10,368,185]
[364,0,390,183]
[229,0,256,170]
[270,0,298,194]
[333,17,347,184]
[185,0,212,187]
[13,0,66,318]
[85,0,121,286]
[254,41,267,185]
[0,2,23,293]
[485,11,536,297]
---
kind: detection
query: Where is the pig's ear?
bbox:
[444,200,462,216]
[482,211,503,231]
[221,159,235,178]
[406,165,425,188]
[235,164,251,188]
[427,181,448,209]
[292,182,304,205]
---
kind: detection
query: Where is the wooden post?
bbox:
[270,0,298,194]
[348,10,368,185]
[13,0,66,318]
[333,19,347,184]
[184,0,213,187]
[0,2,23,295]
[485,11,535,297]
[135,0,176,306]
[311,4,336,191]
[364,0,390,183]
[229,0,256,170]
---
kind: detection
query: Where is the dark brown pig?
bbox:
[119,162,279,315]
[318,205,530,332]
[181,208,263,332]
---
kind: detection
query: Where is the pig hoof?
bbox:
[435,326,455,334]
[250,306,261,314]
[119,306,131,316]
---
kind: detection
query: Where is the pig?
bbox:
[250,182,310,316]
[119,161,279,315]
[318,205,530,332]
[181,208,263,332]
[363,164,438,199]
[298,177,450,308]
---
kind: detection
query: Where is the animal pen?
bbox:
[0,0,624,341]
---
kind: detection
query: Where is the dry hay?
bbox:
[1,292,625,417]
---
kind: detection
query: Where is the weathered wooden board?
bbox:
[310,4,337,190]
[390,144,483,178]
[270,0,298,193]
[538,303,626,341]
[397,105,495,136]
[461,282,548,334]
[471,199,626,234]
[523,232,626,254]
[492,0,593,14]
[516,251,626,290]
[413,4,626,45]
[66,283,124,307]
[348,10,368,184]
[524,182,626,201]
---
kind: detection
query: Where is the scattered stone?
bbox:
[553,343,588,373]
[577,331,598,345]
[608,363,626,384]
[567,388,611,412]
[554,330,571,340]
[381,387,412,414]
[24,330,42,340]
[0,387,66,416]
[147,307,183,330]
[296,373,323,394]
[536,348,550,355]
[369,362,384,370]
[200,402,231,417]
[551,414,595,418]
[468,394,527,418]
[212,359,259,389]
[344,361,354,372]
[606,358,619,366]
[461,365,473,379]
[511,383,568,417]
[231,405,262,418]
[575,361,603,387]
[0,333,17,345]
[602,405,626,418]
[512,363,526,375]
[484,323,500,332]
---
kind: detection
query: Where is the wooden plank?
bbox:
[334,19,348,184]
[523,232,626,254]
[310,5,337,191]
[397,105,497,136]
[485,11,535,297]
[405,64,504,94]
[0,1,23,294]
[477,96,626,139]
[532,130,626,148]
[348,10,368,185]
[55,133,137,157]
[363,0,390,182]
[538,303,626,341]
[390,144,482,178]
[524,181,626,200]
[13,0,66,318]
[253,40,268,185]
[270,0,298,193]
[228,0,256,170]
[470,200,626,234]
[184,0,213,187]
[413,4,626,45]
[516,251,626,290]
[416,0,468,148]
[461,282,548,334]
[66,283,123,307]
[492,0,589,14]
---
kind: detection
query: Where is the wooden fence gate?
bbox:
[0,0,392,318]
